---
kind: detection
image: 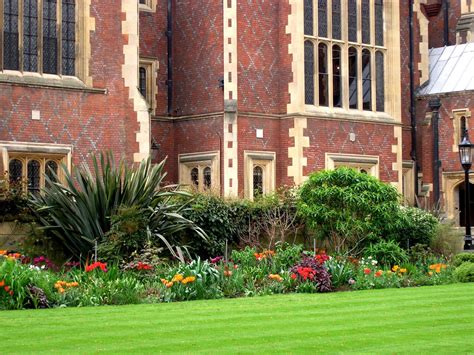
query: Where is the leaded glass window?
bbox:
[362,0,371,44]
[253,166,263,197]
[23,0,38,72]
[318,0,327,38]
[375,0,384,46]
[27,160,41,194]
[3,0,19,70]
[318,43,328,107]
[332,0,341,40]
[62,0,76,76]
[139,67,147,97]
[203,167,211,189]
[8,159,22,184]
[305,41,315,105]
[333,45,342,108]
[349,47,358,109]
[304,0,313,36]
[45,160,58,187]
[1,0,76,75]
[362,49,371,111]
[348,0,357,42]
[376,51,384,112]
[191,168,199,187]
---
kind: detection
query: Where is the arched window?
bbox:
[332,0,341,40]
[2,0,76,75]
[318,0,328,38]
[139,67,147,97]
[361,0,371,44]
[376,51,385,112]
[304,0,313,36]
[305,41,315,105]
[190,168,199,187]
[8,159,22,184]
[318,43,328,107]
[332,45,342,108]
[375,0,384,46]
[27,159,41,194]
[45,160,58,187]
[348,47,358,109]
[362,49,372,111]
[203,167,211,189]
[253,166,263,197]
[348,0,357,42]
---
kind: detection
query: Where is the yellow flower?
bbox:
[172,274,184,282]
[386,270,393,275]
[399,268,407,273]
[392,265,399,272]
[428,271,433,276]
[182,276,196,284]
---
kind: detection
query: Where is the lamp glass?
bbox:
[459,137,472,166]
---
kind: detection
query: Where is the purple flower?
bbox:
[210,256,223,264]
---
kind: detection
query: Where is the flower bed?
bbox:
[0,245,466,310]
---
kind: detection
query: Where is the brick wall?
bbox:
[427,0,460,48]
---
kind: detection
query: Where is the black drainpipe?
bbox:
[444,0,450,46]
[429,98,442,205]
[166,0,173,116]
[409,0,419,202]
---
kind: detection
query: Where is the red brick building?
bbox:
[1,1,473,224]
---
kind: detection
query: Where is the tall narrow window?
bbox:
[8,159,22,184]
[332,0,341,40]
[191,168,199,187]
[361,0,371,44]
[375,0,384,46]
[27,160,41,194]
[253,166,263,197]
[45,160,58,187]
[304,0,313,36]
[139,67,147,97]
[362,49,372,111]
[305,41,315,105]
[318,43,328,107]
[348,47,358,109]
[318,0,328,38]
[332,45,342,108]
[461,116,467,140]
[375,51,385,112]
[43,0,58,74]
[348,0,357,42]
[23,0,38,72]
[62,0,76,76]
[203,167,211,189]
[3,0,19,70]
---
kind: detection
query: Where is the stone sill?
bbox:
[0,73,107,94]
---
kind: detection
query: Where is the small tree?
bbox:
[298,167,401,255]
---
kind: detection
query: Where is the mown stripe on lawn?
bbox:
[1,283,473,353]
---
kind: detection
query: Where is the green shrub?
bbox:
[453,253,474,267]
[364,240,409,267]
[430,222,463,257]
[324,257,355,289]
[454,262,474,283]
[298,168,401,255]
[391,207,439,248]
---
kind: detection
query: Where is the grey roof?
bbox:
[418,43,474,96]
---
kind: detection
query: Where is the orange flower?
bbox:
[0,280,4,287]
[160,278,168,285]
[58,288,65,294]
[166,282,174,288]
[224,270,233,277]
[374,270,383,277]
[399,268,407,273]
[363,268,371,275]
[0,250,7,256]
[268,274,283,282]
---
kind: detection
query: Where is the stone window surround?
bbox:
[0,0,95,87]
[451,108,471,153]
[139,0,157,13]
[139,57,158,115]
[244,150,276,200]
[0,141,72,190]
[325,152,379,178]
[402,160,415,206]
[178,151,220,193]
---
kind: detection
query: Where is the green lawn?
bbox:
[2,284,474,353]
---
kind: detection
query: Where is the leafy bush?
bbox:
[454,262,474,283]
[391,207,439,248]
[298,168,401,255]
[30,153,204,260]
[453,253,474,267]
[324,257,355,289]
[430,222,463,257]
[364,240,409,268]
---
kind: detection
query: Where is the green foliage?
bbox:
[454,262,474,283]
[364,240,409,267]
[298,168,401,254]
[324,257,355,289]
[430,222,463,257]
[392,207,439,248]
[453,253,474,267]
[30,152,204,260]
